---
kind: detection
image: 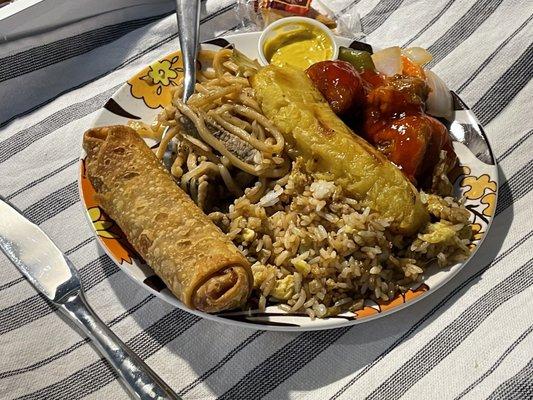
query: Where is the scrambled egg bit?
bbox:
[241,228,256,242]
[419,221,457,244]
[251,264,270,287]
[251,264,295,301]
[271,275,295,300]
[291,258,311,277]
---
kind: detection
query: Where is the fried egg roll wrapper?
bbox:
[83,125,252,313]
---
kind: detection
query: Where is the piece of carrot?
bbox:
[401,55,425,79]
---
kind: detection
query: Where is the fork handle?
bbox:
[59,292,181,400]
[175,0,201,102]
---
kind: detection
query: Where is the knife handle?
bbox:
[59,291,181,400]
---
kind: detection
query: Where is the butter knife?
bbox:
[0,198,181,400]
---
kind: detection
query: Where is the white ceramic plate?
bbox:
[79,32,498,331]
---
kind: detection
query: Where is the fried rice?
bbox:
[210,159,472,319]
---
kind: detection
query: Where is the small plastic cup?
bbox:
[258,16,338,66]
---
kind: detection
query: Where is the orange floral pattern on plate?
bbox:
[128,53,184,109]
[80,160,133,265]
[481,192,496,216]
[455,168,498,247]
[462,174,497,200]
[355,284,430,319]
[471,223,483,241]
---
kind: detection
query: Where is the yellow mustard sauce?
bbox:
[263,22,333,70]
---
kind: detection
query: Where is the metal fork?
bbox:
[162,0,201,169]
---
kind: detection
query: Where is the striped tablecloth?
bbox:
[1,1,532,399]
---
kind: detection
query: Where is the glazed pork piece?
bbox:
[362,75,457,189]
[306,60,457,192]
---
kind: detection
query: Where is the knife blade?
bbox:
[0,198,181,400]
[0,199,80,302]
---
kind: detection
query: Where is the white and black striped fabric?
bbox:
[1,0,532,399]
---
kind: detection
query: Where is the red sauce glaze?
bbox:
[364,113,427,182]
[360,70,455,187]
[359,69,386,90]
[306,60,456,188]
[364,113,454,184]
[306,60,365,115]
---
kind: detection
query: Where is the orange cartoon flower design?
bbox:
[461,174,497,200]
[89,207,119,239]
[481,192,496,217]
[128,53,183,109]
[471,223,483,241]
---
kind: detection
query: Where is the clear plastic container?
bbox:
[235,0,364,39]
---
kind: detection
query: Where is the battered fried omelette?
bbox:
[251,65,429,235]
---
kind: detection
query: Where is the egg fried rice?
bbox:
[211,159,472,318]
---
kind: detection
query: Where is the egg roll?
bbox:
[83,125,252,312]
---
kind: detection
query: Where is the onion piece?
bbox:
[402,47,433,66]
[371,46,402,76]
[425,69,453,120]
